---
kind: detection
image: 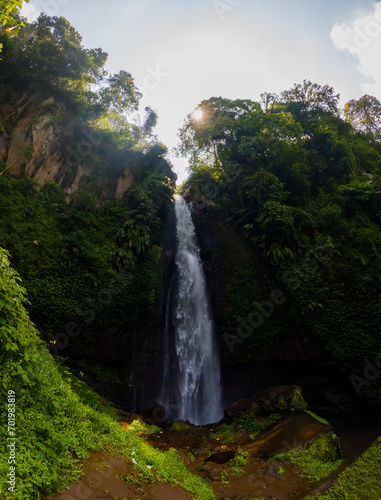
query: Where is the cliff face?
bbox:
[184,198,326,365]
[0,92,176,198]
[0,95,86,190]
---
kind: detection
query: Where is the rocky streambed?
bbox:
[48,385,380,500]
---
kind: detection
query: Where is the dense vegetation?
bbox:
[0,13,176,345]
[0,170,173,344]
[178,82,381,376]
[0,0,28,54]
[0,247,215,499]
[1,5,380,499]
[306,437,381,499]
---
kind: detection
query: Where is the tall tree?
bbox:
[344,94,381,137]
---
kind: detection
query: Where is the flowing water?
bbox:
[171,195,223,425]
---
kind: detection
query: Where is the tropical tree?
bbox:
[344,94,381,137]
[0,0,29,53]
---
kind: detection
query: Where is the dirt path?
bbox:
[47,452,192,500]
[47,413,333,500]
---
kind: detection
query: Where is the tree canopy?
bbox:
[179,83,381,373]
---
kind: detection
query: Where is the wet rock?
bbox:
[171,419,191,430]
[265,462,282,478]
[205,450,235,464]
[225,385,308,418]
[140,405,166,428]
[246,410,340,460]
[207,467,222,482]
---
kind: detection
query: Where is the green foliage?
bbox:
[279,387,309,412]
[171,421,191,431]
[345,94,381,137]
[305,411,329,426]
[179,83,381,374]
[211,413,283,444]
[273,429,343,481]
[223,267,279,359]
[129,420,161,435]
[0,172,173,343]
[0,248,215,500]
[0,0,29,55]
[210,424,240,444]
[305,437,381,499]
[0,13,140,120]
[228,449,249,467]
[234,412,282,436]
[221,469,229,485]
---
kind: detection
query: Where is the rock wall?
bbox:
[0,93,142,199]
[186,200,326,365]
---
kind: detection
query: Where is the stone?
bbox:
[205,450,236,464]
[225,385,308,418]
[140,405,166,428]
[246,410,339,460]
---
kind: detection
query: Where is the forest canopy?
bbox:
[179,81,381,373]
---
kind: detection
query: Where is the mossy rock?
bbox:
[225,385,309,419]
[270,424,343,481]
[306,427,342,463]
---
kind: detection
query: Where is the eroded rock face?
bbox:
[0,94,176,199]
[246,411,330,458]
[0,98,80,189]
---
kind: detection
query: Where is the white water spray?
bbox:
[173,195,222,425]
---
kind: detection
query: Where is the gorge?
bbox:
[0,9,381,500]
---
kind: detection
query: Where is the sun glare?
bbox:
[193,109,203,120]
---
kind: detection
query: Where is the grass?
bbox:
[128,420,161,435]
[0,247,216,500]
[305,437,381,499]
[209,412,283,444]
[228,448,249,467]
[171,421,191,430]
[272,429,343,481]
[1,347,216,500]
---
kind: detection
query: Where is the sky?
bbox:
[21,0,381,184]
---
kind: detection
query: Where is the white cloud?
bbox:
[20,2,40,22]
[331,2,381,98]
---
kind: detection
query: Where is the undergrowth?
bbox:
[0,247,215,500]
[306,437,381,499]
[272,429,343,481]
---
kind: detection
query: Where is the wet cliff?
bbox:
[185,199,326,366]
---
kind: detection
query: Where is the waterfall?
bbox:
[172,195,223,425]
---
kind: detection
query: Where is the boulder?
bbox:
[125,405,167,428]
[225,385,308,418]
[140,405,167,428]
[205,450,236,464]
[246,410,341,460]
